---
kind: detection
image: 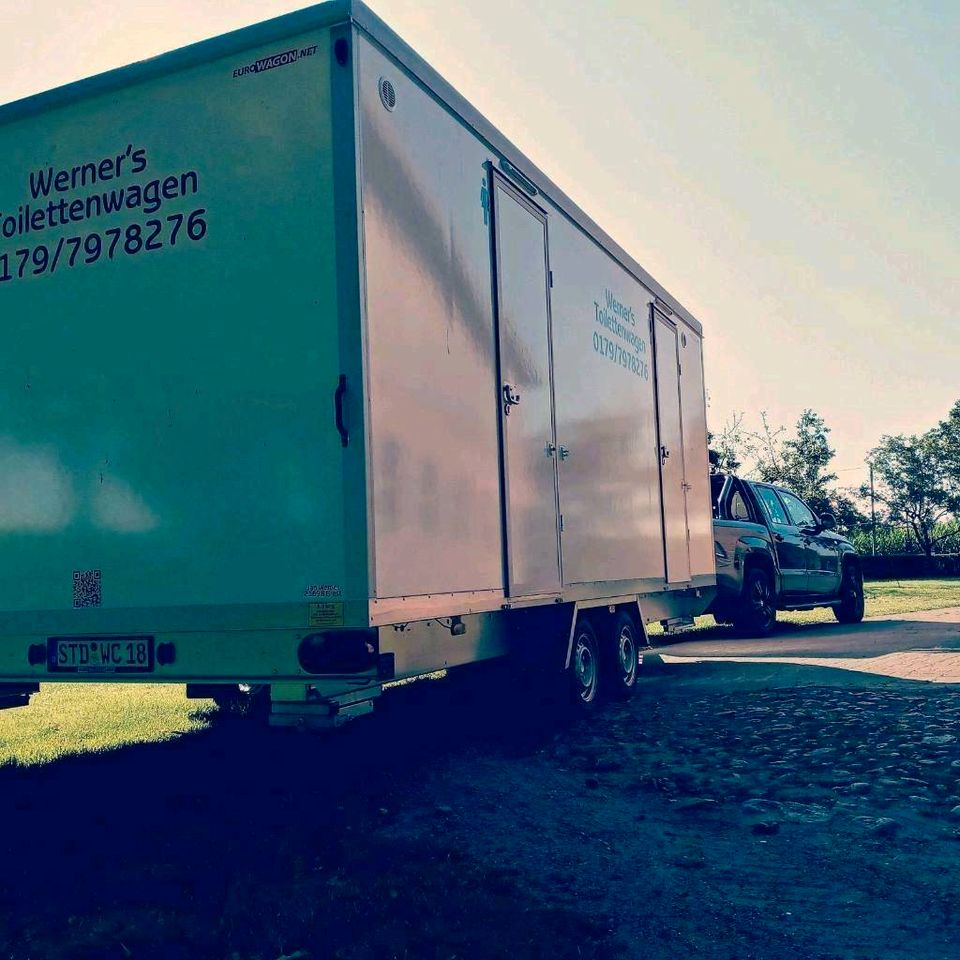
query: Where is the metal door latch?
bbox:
[660,445,670,466]
[558,446,570,460]
[502,383,521,415]
[545,441,557,457]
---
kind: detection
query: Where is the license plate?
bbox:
[48,636,154,674]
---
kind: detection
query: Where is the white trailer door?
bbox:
[491,174,561,597]
[653,310,691,583]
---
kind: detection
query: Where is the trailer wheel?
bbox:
[570,616,602,708]
[603,611,641,698]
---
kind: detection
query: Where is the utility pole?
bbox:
[869,462,877,556]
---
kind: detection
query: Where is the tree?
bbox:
[862,432,956,557]
[828,491,868,534]
[707,412,745,473]
[937,399,960,503]
[744,409,851,521]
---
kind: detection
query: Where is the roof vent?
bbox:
[378,77,397,111]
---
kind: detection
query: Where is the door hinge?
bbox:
[560,514,564,533]
[549,270,554,288]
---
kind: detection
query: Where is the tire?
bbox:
[569,616,602,709]
[602,611,641,699]
[833,564,865,624]
[734,566,777,637]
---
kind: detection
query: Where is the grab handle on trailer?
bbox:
[335,374,349,447]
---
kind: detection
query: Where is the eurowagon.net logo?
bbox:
[233,44,318,79]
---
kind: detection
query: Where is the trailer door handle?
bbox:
[335,374,349,447]
[502,383,521,415]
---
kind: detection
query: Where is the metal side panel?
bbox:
[678,329,714,579]
[383,614,511,680]
[549,216,663,585]
[356,34,504,600]
[0,26,354,618]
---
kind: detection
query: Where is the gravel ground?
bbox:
[2,634,960,959]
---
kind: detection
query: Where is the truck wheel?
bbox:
[570,616,602,708]
[603,611,641,698]
[833,565,865,624]
[734,567,776,637]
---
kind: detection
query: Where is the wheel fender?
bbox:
[564,600,647,669]
[838,556,862,592]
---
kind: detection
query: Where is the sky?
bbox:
[1,0,957,492]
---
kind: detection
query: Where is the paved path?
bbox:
[650,607,960,685]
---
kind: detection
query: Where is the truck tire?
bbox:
[833,564,865,624]
[569,616,602,708]
[734,567,776,637]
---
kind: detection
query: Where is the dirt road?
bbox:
[3,609,960,959]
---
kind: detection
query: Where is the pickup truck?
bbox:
[709,473,865,636]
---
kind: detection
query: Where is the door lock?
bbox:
[545,441,557,457]
[660,445,670,466]
[502,383,521,415]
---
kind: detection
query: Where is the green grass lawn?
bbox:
[0,682,215,768]
[781,578,960,626]
[2,579,959,769]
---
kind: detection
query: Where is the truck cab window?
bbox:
[730,491,751,521]
[778,490,817,529]
[754,485,790,526]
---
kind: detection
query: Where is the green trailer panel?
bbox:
[0,25,352,619]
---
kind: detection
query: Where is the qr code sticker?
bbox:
[73,569,102,608]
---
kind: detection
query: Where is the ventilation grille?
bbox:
[378,77,397,111]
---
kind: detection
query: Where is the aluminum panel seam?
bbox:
[331,23,372,615]
[346,25,379,605]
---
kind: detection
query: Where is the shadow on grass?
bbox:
[0,664,615,960]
